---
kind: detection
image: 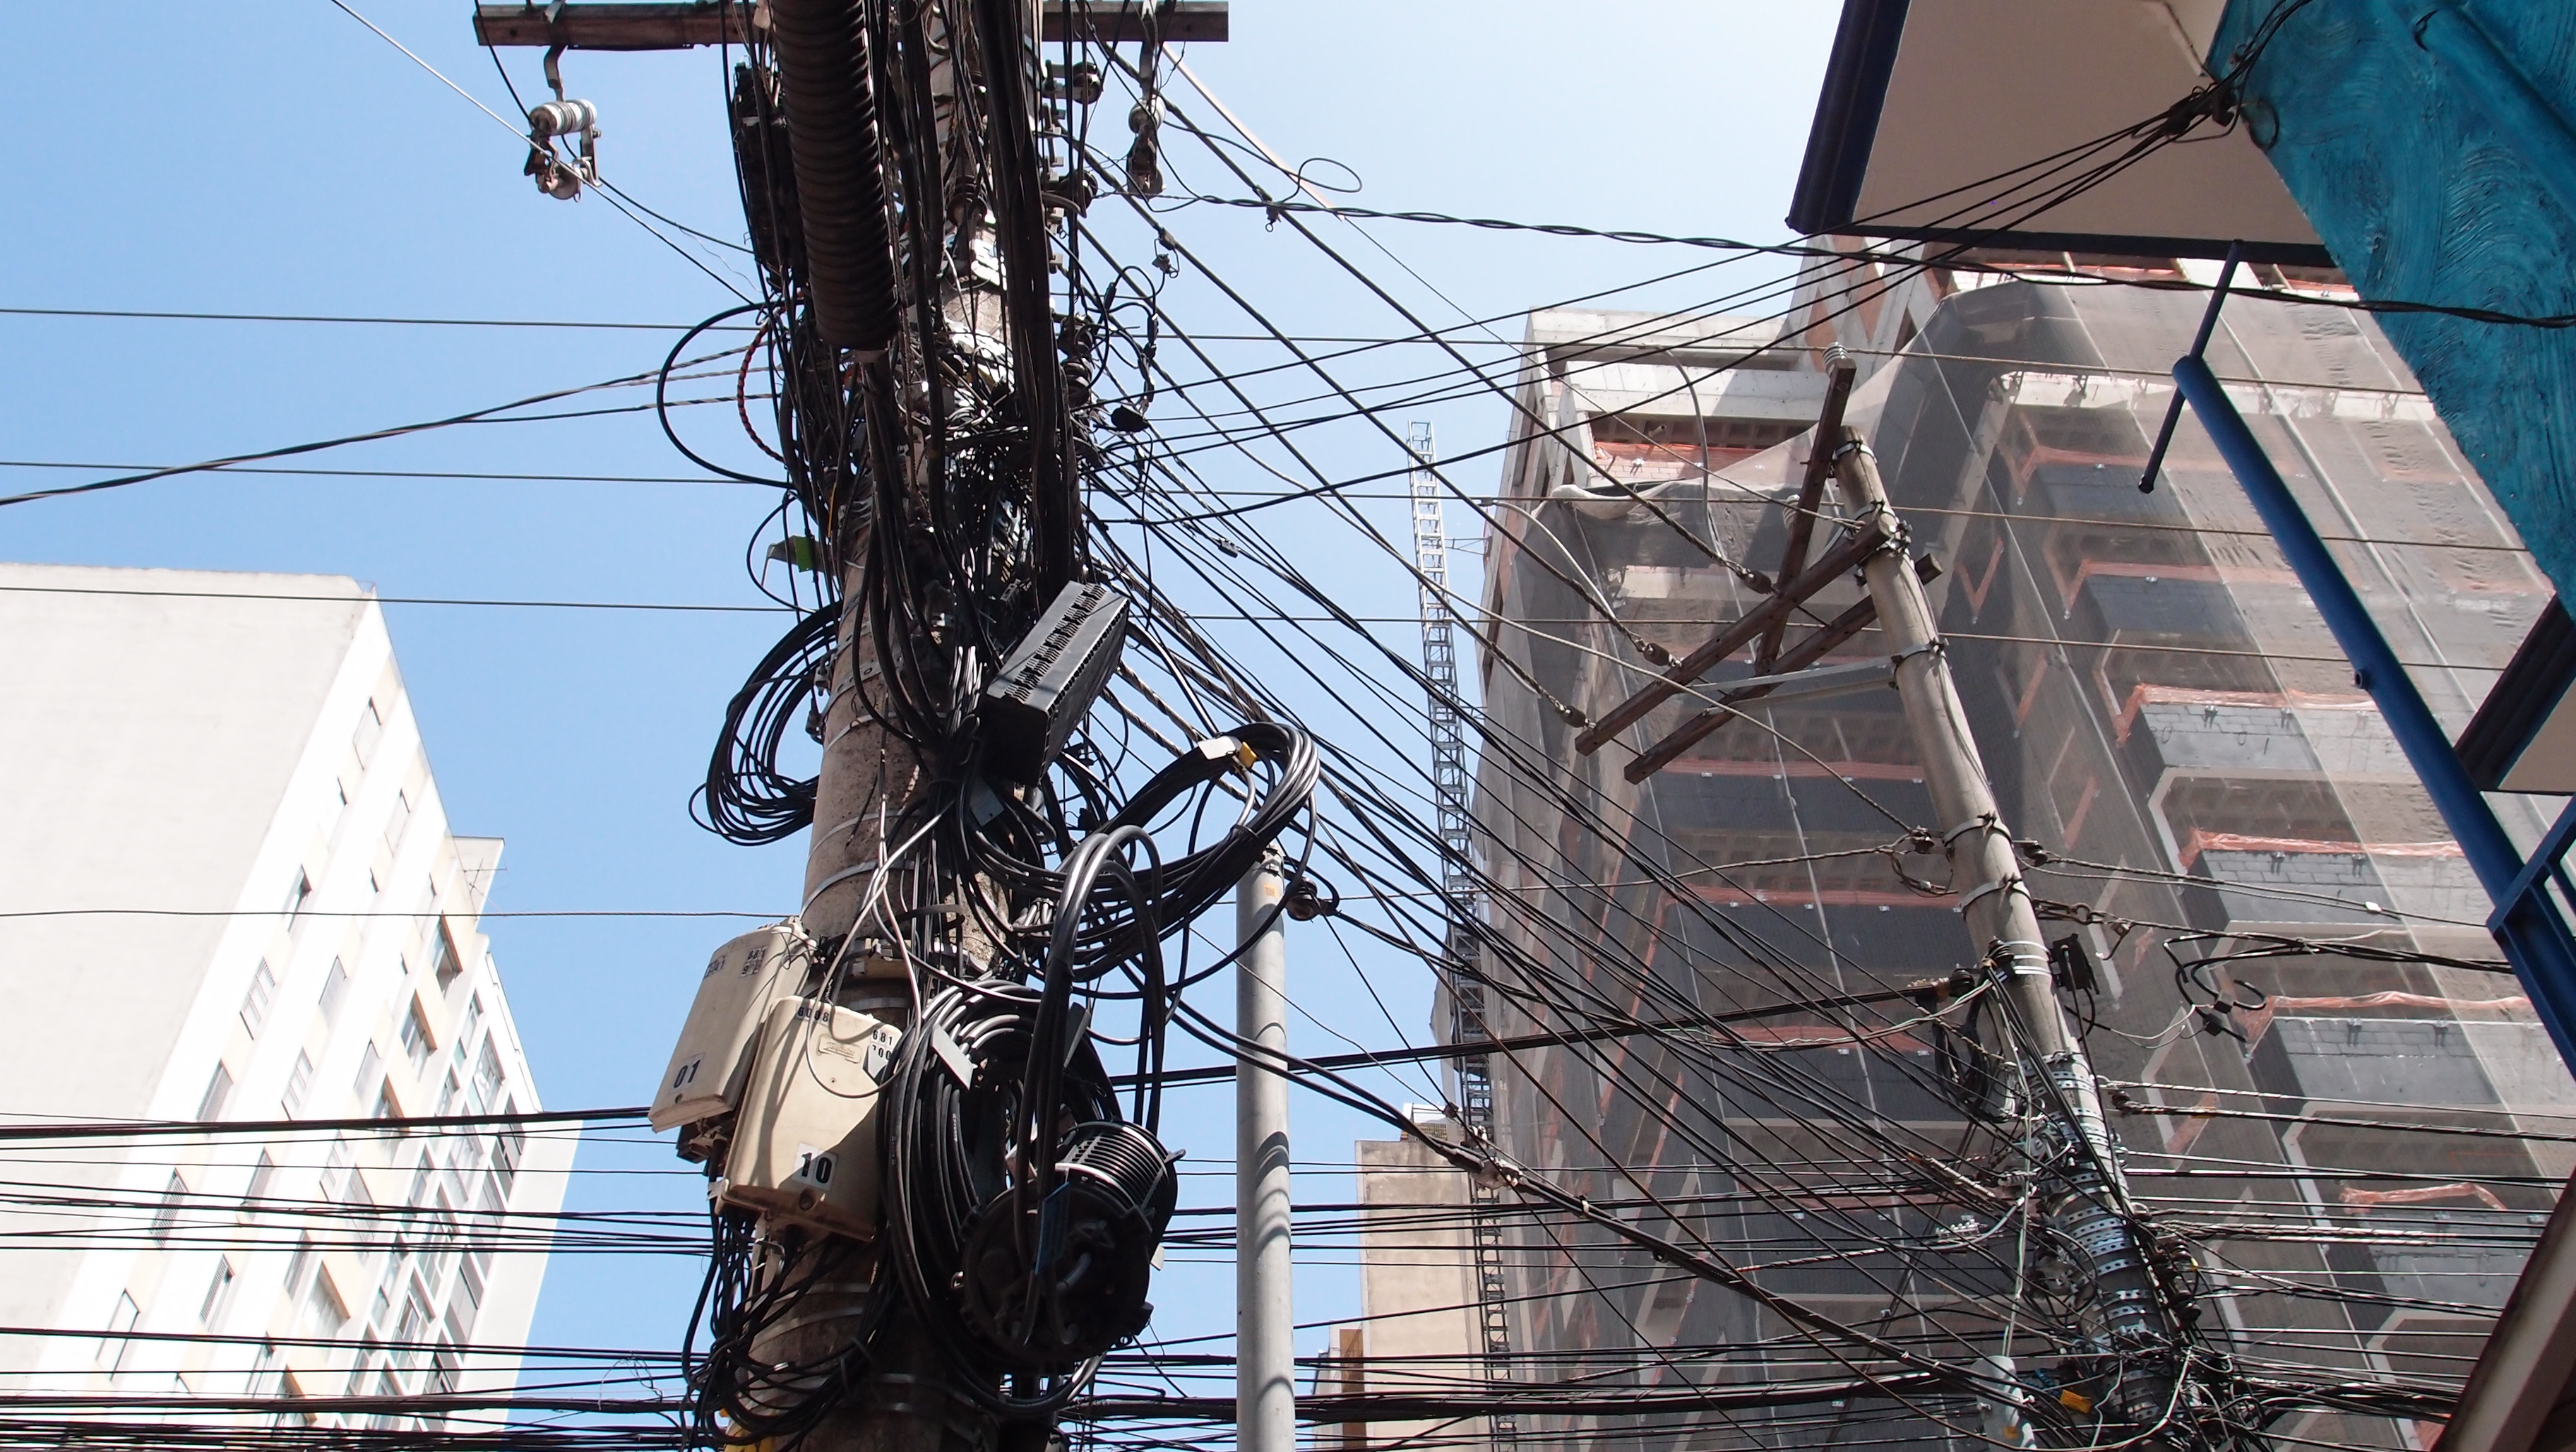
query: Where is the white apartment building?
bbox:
[0,561,571,1434]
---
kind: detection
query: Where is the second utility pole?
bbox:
[1236,849,1294,1452]
[1833,427,2186,1439]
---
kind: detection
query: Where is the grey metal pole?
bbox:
[1236,848,1294,1452]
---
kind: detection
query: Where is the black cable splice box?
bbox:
[980,581,1129,785]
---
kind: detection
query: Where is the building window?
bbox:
[283,1236,315,1296]
[282,1053,314,1118]
[198,1257,237,1326]
[318,959,350,1024]
[422,1198,461,1289]
[324,1144,374,1210]
[301,1273,349,1340]
[470,1042,504,1115]
[100,1292,141,1374]
[239,961,277,1038]
[353,1044,383,1106]
[283,871,312,930]
[430,927,463,995]
[151,1173,187,1244]
[457,1251,488,1313]
[354,698,383,766]
[241,1153,276,1221]
[384,788,412,855]
[435,1070,461,1117]
[196,1065,233,1122]
[373,1082,400,1122]
[394,1281,431,1352]
[399,1002,434,1078]
[491,1126,524,1201]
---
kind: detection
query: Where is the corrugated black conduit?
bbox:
[768,0,899,351]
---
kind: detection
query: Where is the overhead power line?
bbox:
[0,306,742,331]
[0,583,792,614]
[0,347,749,509]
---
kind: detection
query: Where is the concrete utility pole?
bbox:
[1236,850,1294,1452]
[1832,427,2181,1434]
[486,8,1236,1452]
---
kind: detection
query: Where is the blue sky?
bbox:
[0,0,1833,1393]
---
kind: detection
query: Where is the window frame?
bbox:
[196,1064,233,1122]
[239,961,277,1038]
[198,1256,237,1326]
[317,959,350,1024]
[282,1052,315,1119]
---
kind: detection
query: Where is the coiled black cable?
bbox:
[693,603,841,845]
[878,980,1123,1417]
[958,720,1318,980]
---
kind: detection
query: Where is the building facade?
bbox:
[0,562,568,1434]
[1347,269,2576,1452]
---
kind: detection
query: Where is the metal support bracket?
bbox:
[2137,241,2243,494]
[2489,794,2576,935]
[1706,657,1895,710]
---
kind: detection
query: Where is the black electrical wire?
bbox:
[693,601,840,845]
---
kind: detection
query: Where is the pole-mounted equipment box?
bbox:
[979,581,1128,785]
[719,996,902,1239]
[648,921,805,1133]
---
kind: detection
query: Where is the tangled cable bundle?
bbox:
[694,602,841,845]
[677,719,1310,1432]
[685,1211,885,1446]
[956,720,1318,979]
[864,726,1308,1413]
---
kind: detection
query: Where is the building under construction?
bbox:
[1335,270,2576,1452]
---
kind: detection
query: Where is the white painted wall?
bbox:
[0,562,566,1431]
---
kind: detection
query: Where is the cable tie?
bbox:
[1943,814,2005,847]
[799,859,883,913]
[1954,874,2025,915]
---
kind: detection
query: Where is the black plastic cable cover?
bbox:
[768,0,899,351]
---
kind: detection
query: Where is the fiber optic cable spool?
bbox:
[955,1120,1176,1364]
[650,921,805,1134]
[979,581,1128,786]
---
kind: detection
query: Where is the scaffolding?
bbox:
[1409,422,1517,1448]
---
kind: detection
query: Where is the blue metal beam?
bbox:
[2493,795,2576,938]
[2174,355,2576,1064]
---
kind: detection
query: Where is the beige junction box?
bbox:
[720,996,902,1239]
[648,921,806,1133]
